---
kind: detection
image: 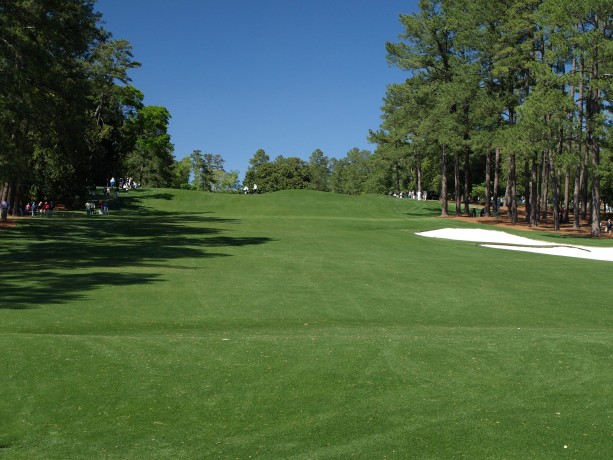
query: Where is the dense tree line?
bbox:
[242,147,398,195]
[0,0,174,208]
[240,143,444,196]
[373,0,612,236]
[178,149,239,192]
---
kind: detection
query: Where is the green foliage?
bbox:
[375,0,612,230]
[0,1,173,205]
[249,148,270,168]
[0,0,103,201]
[307,149,330,191]
[176,150,237,192]
[123,106,174,187]
[171,156,192,189]
[330,148,376,194]
[189,150,226,191]
[250,156,310,192]
[244,150,313,193]
[471,182,487,202]
[215,169,240,192]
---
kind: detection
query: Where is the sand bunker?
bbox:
[416,228,613,262]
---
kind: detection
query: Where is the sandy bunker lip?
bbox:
[416,228,613,262]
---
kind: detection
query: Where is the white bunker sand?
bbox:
[416,228,613,262]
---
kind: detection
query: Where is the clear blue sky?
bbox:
[95,0,417,178]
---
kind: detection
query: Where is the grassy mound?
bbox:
[1,188,611,458]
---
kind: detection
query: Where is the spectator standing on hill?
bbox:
[1,199,9,222]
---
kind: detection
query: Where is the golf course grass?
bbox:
[1,188,611,458]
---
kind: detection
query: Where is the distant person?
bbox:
[606,218,612,234]
[243,186,249,195]
[253,184,258,194]
[0,199,8,222]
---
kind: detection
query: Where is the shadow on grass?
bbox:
[403,208,442,217]
[538,232,598,242]
[142,192,175,201]
[0,206,274,309]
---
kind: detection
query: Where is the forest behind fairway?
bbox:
[1,189,611,458]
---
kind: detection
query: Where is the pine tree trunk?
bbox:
[505,174,511,218]
[573,167,581,230]
[588,106,601,236]
[395,162,401,193]
[566,56,576,226]
[524,159,531,223]
[463,150,470,216]
[530,158,539,227]
[485,150,491,216]
[454,155,461,216]
[441,144,449,217]
[493,147,500,214]
[540,149,549,221]
[509,154,517,224]
[588,53,602,236]
[563,167,570,224]
[591,173,601,236]
[550,149,560,231]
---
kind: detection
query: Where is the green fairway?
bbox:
[1,189,611,458]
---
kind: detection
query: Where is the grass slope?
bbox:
[1,189,611,458]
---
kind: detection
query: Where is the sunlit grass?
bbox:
[1,188,611,458]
